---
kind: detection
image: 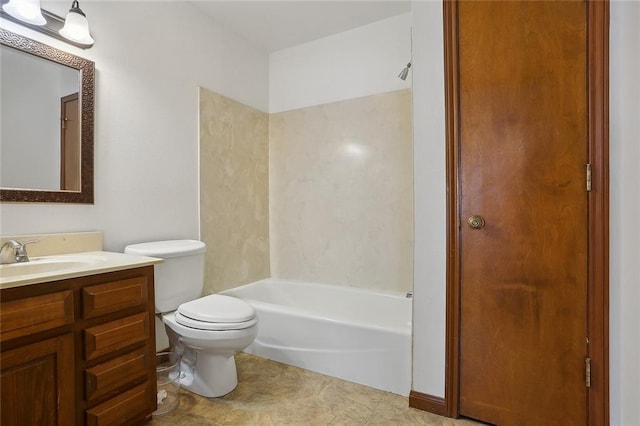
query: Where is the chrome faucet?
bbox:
[0,239,38,264]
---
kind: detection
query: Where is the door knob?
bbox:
[467,215,485,230]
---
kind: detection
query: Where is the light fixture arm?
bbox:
[68,0,85,17]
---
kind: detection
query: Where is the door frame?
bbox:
[442,1,609,424]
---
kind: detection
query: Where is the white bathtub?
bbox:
[221,278,412,396]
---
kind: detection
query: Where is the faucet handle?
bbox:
[18,239,39,247]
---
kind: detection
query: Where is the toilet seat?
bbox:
[175,311,258,330]
[175,294,257,331]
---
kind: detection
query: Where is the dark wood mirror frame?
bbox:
[0,28,94,204]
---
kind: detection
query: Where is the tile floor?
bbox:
[150,353,482,425]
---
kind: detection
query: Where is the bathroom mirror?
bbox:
[0,28,94,203]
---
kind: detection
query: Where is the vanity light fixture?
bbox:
[59,0,93,46]
[0,0,93,48]
[2,0,46,25]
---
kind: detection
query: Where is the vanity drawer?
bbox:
[82,276,149,319]
[86,382,153,426]
[85,313,149,361]
[85,347,150,402]
[0,290,73,342]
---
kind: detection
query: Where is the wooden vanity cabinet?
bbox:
[0,266,157,426]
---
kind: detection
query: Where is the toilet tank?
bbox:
[124,240,206,313]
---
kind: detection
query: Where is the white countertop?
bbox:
[0,251,163,290]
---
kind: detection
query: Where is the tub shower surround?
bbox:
[200,88,413,295]
[199,88,270,295]
[269,89,413,293]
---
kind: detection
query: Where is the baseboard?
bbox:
[409,390,447,416]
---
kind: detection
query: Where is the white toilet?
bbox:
[124,240,257,398]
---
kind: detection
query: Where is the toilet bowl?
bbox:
[124,240,258,398]
[162,294,257,397]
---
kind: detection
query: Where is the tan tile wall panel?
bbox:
[199,88,270,294]
[269,89,413,293]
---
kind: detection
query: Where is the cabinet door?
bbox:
[1,334,74,426]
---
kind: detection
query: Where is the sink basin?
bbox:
[0,250,162,290]
[0,254,106,278]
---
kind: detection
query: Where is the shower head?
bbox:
[398,62,411,81]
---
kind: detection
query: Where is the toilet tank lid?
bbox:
[124,240,206,258]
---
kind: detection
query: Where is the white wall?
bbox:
[269,12,411,113]
[0,1,268,251]
[410,0,447,398]
[411,4,640,426]
[609,2,640,425]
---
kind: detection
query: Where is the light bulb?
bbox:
[2,0,46,25]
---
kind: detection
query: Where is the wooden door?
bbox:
[456,2,588,424]
[60,93,80,191]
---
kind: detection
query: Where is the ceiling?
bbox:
[190,1,412,53]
